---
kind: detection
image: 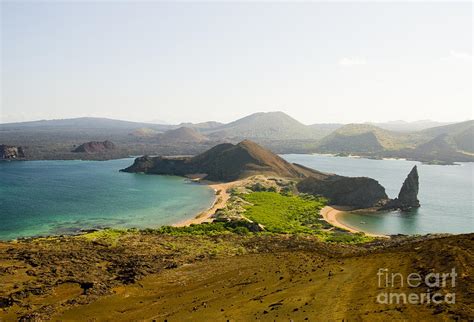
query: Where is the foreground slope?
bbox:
[0,233,472,320]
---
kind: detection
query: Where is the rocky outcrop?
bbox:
[0,145,25,159]
[72,141,116,153]
[298,166,421,210]
[398,166,420,207]
[381,166,420,211]
[297,176,389,209]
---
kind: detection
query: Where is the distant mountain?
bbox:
[130,127,160,138]
[0,117,172,131]
[370,120,453,132]
[318,131,384,153]
[453,126,474,153]
[204,112,317,140]
[157,127,208,144]
[421,120,473,137]
[307,123,344,139]
[177,121,224,130]
[316,124,420,153]
[315,121,474,164]
[420,120,474,153]
[2,114,472,164]
[400,134,474,164]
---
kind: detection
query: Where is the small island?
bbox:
[123,139,421,231]
[72,140,116,153]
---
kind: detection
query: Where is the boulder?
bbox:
[297,175,389,209]
[0,145,25,159]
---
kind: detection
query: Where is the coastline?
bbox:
[172,181,237,227]
[176,181,388,239]
[320,206,387,238]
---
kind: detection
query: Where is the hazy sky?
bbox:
[1,1,472,124]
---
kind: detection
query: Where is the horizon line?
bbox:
[0,112,471,127]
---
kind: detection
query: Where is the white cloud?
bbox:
[445,50,473,63]
[339,57,367,66]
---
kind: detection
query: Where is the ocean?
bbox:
[1,155,472,239]
[0,158,215,240]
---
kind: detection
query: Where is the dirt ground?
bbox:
[0,233,472,321]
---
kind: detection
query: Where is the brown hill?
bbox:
[72,141,116,153]
[158,127,208,144]
[123,140,317,181]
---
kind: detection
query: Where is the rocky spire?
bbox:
[397,165,420,209]
[380,165,420,211]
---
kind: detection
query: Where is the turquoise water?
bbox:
[282,154,473,235]
[0,159,215,240]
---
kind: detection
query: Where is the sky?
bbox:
[1,1,472,125]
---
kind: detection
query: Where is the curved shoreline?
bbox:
[320,206,387,238]
[172,181,237,227]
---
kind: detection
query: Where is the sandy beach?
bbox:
[320,206,387,238]
[173,181,237,227]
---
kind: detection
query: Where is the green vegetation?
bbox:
[240,192,326,234]
[81,228,133,246]
[227,191,372,242]
[148,222,252,236]
[79,191,373,244]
